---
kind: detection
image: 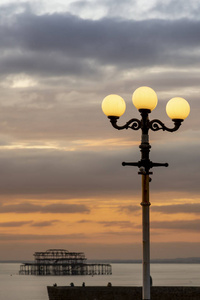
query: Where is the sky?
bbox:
[0,0,199,261]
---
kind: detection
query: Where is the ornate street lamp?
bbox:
[101,86,190,300]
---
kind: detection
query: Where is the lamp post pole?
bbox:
[140,119,151,300]
[101,86,190,300]
[141,173,150,300]
[139,109,151,299]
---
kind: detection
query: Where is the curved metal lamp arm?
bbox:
[108,116,141,131]
[149,119,183,132]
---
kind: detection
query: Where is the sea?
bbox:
[0,263,200,300]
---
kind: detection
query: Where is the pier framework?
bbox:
[19,249,112,276]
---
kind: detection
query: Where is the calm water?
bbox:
[0,263,200,300]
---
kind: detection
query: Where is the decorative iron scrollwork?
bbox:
[109,116,141,131]
[149,119,183,132]
[149,119,166,131]
[126,118,141,130]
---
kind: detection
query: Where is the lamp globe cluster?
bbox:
[102,86,190,120]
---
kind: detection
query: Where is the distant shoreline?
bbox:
[1,257,200,264]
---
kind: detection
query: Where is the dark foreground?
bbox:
[47,286,200,300]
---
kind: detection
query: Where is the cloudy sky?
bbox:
[0,0,199,261]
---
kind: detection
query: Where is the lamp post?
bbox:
[101,86,190,300]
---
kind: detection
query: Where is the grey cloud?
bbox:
[151,0,200,19]
[0,140,199,199]
[151,219,200,231]
[0,203,43,213]
[78,219,90,223]
[0,93,110,142]
[0,221,32,227]
[98,230,141,237]
[90,0,200,21]
[0,84,196,146]
[31,220,59,227]
[0,51,97,78]
[0,219,60,227]
[118,205,141,214]
[0,148,136,198]
[152,203,200,214]
[42,203,90,213]
[1,8,200,78]
[98,221,134,229]
[78,219,135,229]
[0,202,90,214]
[149,142,200,193]
[0,233,87,241]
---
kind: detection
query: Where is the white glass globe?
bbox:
[166,97,190,120]
[102,94,126,117]
[132,86,158,111]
